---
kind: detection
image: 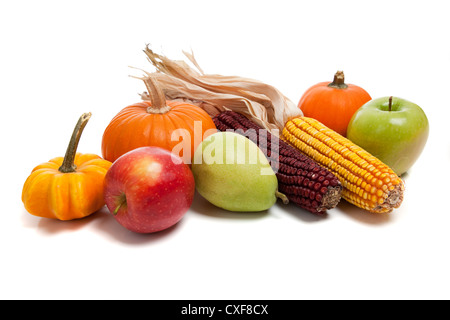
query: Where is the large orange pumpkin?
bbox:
[298,71,371,137]
[102,77,217,164]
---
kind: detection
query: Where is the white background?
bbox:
[1,0,449,300]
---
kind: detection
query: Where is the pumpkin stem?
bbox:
[328,71,348,89]
[58,112,92,173]
[388,96,393,112]
[143,77,171,114]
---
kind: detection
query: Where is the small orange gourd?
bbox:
[298,71,371,137]
[22,113,112,221]
[101,77,217,164]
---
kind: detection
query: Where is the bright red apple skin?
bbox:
[103,146,195,233]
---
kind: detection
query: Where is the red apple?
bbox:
[103,146,195,233]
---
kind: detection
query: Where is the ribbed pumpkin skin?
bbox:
[101,101,217,163]
[22,153,112,220]
[299,82,371,137]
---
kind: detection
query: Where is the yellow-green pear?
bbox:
[192,132,286,212]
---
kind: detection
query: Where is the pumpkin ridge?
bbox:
[44,158,64,169]
[171,106,216,132]
[168,110,194,133]
[111,111,143,161]
[121,112,147,157]
[68,173,83,218]
[172,106,217,143]
[106,106,144,132]
[166,111,194,160]
[139,110,154,145]
[48,173,64,220]
[74,153,98,167]
[77,160,111,173]
[170,106,206,119]
[21,170,43,206]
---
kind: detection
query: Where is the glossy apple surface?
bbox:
[103,146,195,233]
[347,96,429,176]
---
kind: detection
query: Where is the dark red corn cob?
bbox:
[213,110,342,214]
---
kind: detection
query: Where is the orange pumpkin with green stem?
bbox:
[22,113,112,220]
[101,76,217,164]
[298,71,371,137]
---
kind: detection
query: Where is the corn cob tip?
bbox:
[319,184,343,212]
[372,180,404,213]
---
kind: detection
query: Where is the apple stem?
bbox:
[113,204,122,215]
[113,195,127,215]
[276,190,289,205]
[388,96,393,112]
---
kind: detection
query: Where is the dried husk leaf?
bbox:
[133,47,303,134]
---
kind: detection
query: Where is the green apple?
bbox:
[347,96,429,176]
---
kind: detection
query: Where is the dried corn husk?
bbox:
[132,47,302,134]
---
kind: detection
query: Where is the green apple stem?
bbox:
[276,190,289,205]
[328,71,348,89]
[388,96,393,112]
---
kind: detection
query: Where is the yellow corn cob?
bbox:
[282,117,404,213]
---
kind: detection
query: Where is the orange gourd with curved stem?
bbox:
[298,71,371,137]
[101,77,217,164]
[22,113,112,220]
